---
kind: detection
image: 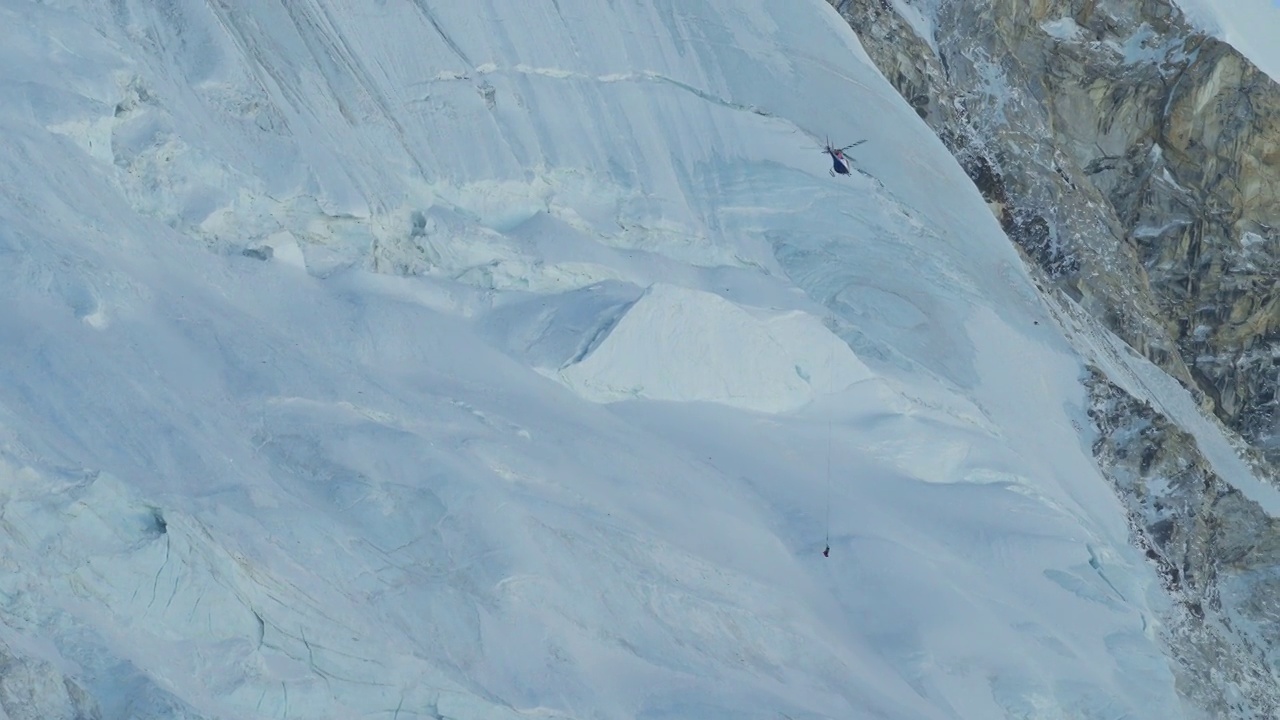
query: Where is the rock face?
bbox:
[1089,370,1280,717]
[0,645,101,720]
[831,0,1280,458]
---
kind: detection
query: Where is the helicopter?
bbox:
[822,137,865,177]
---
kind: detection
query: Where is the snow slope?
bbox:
[0,0,1224,718]
[1174,0,1280,81]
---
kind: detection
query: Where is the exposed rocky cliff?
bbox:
[1089,369,1280,718]
[831,0,1280,459]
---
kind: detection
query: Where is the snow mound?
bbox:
[556,283,873,412]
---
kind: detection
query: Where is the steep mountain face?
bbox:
[833,1,1280,714]
[11,0,1280,717]
[7,1,1215,718]
[832,0,1280,457]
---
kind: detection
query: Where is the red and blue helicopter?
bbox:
[822,137,865,177]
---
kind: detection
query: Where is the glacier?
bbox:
[0,0,1257,717]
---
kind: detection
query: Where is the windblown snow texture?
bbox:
[0,0,1243,718]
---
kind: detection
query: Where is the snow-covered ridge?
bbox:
[1174,0,1280,81]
